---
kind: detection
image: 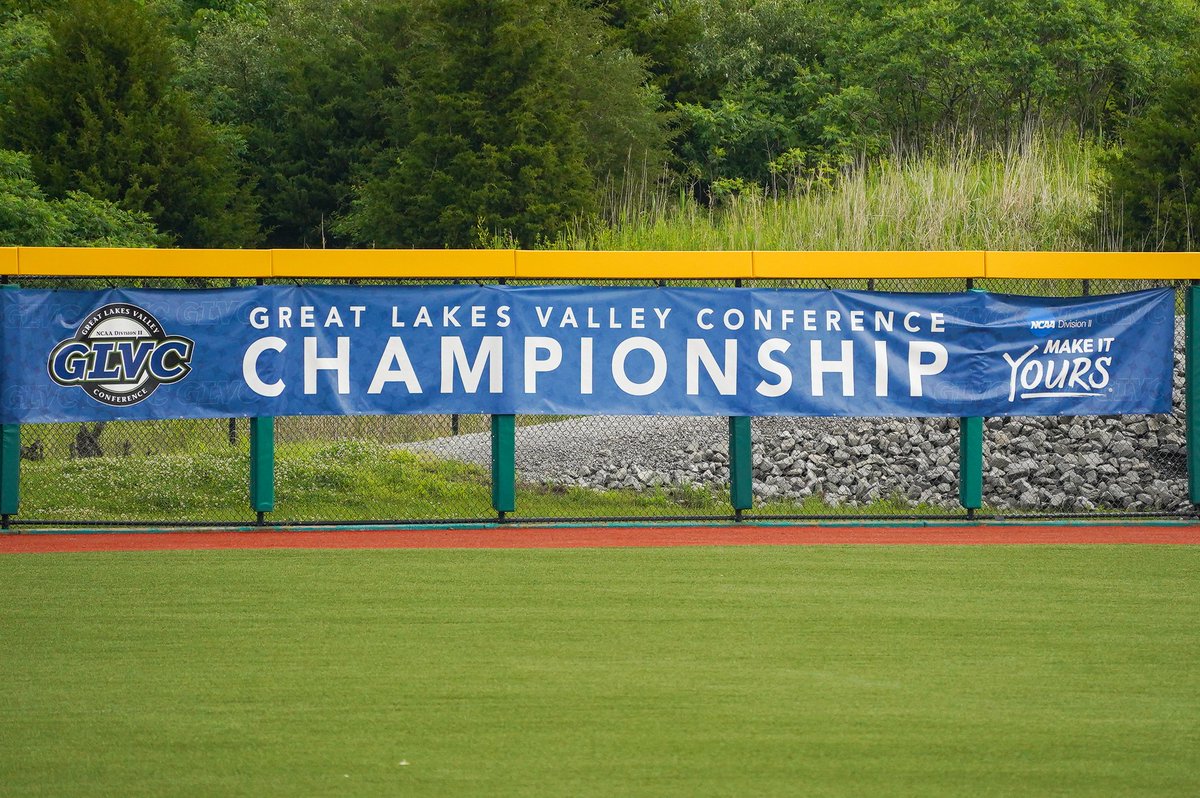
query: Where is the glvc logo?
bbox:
[48,303,194,407]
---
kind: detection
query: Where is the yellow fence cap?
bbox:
[271,249,516,279]
[17,247,272,278]
[753,251,986,279]
[515,250,753,280]
[985,251,1200,280]
[0,247,16,276]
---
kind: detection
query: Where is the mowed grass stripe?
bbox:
[0,547,1196,797]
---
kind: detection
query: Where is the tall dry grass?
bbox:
[557,137,1115,251]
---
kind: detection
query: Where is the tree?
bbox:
[667,0,1199,193]
[339,0,663,248]
[672,0,864,193]
[0,10,49,108]
[184,0,385,247]
[588,0,714,107]
[833,0,1199,146]
[0,148,163,246]
[1107,50,1200,250]
[1,0,259,247]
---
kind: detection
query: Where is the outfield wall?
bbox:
[1,248,1198,528]
[4,247,1200,279]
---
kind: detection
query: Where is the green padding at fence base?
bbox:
[1,423,19,516]
[1188,286,1200,505]
[491,414,515,514]
[0,282,15,516]
[249,417,275,513]
[729,416,753,511]
[12,518,1199,535]
[958,416,984,510]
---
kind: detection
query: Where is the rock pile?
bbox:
[406,336,1188,513]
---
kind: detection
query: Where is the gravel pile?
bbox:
[404,334,1188,513]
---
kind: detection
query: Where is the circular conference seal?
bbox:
[47,303,195,407]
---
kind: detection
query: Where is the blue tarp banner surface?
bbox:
[0,285,1175,423]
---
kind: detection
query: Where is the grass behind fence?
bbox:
[556,137,1109,252]
[16,440,952,523]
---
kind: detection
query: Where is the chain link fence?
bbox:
[6,275,1193,526]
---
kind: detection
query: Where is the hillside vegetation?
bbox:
[1,0,1198,251]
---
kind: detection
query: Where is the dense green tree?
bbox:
[0,11,49,107]
[185,0,384,246]
[188,0,668,247]
[0,149,164,246]
[1107,50,1200,250]
[588,0,714,106]
[835,0,1198,146]
[670,0,1199,193]
[673,0,859,192]
[339,0,665,248]
[1,0,259,246]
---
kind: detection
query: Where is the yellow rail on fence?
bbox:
[2,246,1199,279]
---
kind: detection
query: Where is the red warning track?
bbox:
[1,524,1198,553]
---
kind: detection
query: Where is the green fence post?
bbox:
[491,414,516,519]
[957,278,985,520]
[729,416,753,520]
[959,416,984,517]
[1187,284,1200,505]
[0,422,18,529]
[1,280,18,529]
[249,416,275,525]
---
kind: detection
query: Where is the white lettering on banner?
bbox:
[524,337,562,393]
[533,306,671,330]
[441,336,503,394]
[243,337,286,396]
[368,337,422,394]
[874,341,889,397]
[696,307,944,333]
[908,342,947,397]
[1003,342,1111,401]
[686,339,737,395]
[612,337,667,396]
[239,337,954,400]
[810,340,855,397]
[1042,337,1114,355]
[580,338,594,394]
[251,306,367,330]
[304,337,350,395]
[756,339,791,397]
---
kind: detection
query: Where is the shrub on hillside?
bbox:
[1108,52,1200,250]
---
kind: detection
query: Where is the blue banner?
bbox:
[0,285,1175,423]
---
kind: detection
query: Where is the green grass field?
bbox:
[1,545,1196,796]
[17,442,950,524]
